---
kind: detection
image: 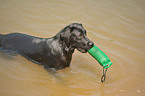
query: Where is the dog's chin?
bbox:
[77,48,87,53]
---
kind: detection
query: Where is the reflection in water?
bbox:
[0,0,145,96]
[100,84,105,96]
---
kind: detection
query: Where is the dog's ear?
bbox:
[60,27,71,39]
[59,26,72,53]
[59,26,72,48]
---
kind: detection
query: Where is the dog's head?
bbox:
[59,23,94,53]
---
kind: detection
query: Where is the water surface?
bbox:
[0,0,145,96]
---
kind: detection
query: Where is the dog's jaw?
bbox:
[77,47,87,53]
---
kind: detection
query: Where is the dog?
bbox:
[0,23,94,70]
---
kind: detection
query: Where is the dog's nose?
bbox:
[88,42,94,47]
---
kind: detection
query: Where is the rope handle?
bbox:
[101,67,108,83]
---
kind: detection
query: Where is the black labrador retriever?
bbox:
[0,23,94,70]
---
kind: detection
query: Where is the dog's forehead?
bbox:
[72,29,86,36]
[68,23,86,35]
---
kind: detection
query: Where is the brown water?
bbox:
[0,0,145,96]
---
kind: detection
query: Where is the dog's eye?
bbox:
[80,35,83,38]
[77,35,83,40]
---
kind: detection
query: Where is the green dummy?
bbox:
[88,45,112,69]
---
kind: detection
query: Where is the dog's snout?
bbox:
[88,41,94,48]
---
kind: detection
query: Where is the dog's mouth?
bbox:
[77,48,87,53]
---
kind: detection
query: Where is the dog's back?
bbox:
[0,33,45,54]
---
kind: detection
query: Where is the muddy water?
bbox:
[0,0,145,96]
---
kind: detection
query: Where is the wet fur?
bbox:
[0,23,94,70]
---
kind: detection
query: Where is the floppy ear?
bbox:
[59,26,73,53]
[60,27,71,40]
[59,26,72,48]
